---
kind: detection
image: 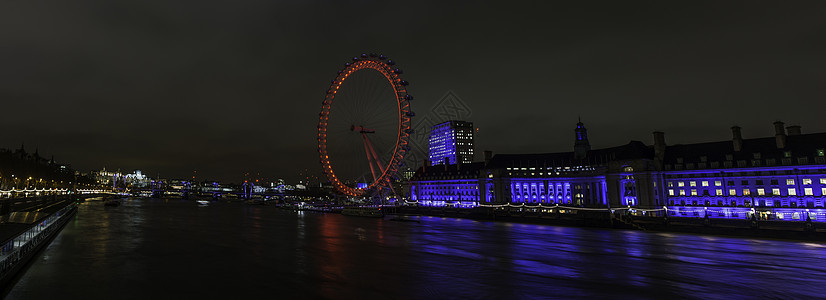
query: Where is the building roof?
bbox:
[486,141,653,169]
[663,132,826,168]
[411,162,485,181]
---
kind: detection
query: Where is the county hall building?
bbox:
[409,120,826,221]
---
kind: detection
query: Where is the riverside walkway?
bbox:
[0,194,107,292]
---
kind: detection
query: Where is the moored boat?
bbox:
[341,207,383,218]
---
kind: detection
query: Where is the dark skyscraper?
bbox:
[429,120,475,166]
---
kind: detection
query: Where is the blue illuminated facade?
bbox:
[483,141,656,208]
[409,163,484,208]
[660,122,826,221]
[410,121,826,222]
[429,120,474,166]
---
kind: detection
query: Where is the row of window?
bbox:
[668,157,826,170]
[417,185,479,190]
[668,178,826,188]
[674,149,826,164]
[506,166,597,171]
[668,187,826,197]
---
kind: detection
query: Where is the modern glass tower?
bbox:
[429,120,474,166]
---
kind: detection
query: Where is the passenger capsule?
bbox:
[404,94,413,100]
[393,69,403,74]
[386,60,396,65]
[399,80,409,86]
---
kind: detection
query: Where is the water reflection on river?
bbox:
[6,199,826,299]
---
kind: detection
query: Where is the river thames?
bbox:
[6,198,826,299]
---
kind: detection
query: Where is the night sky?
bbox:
[2,1,825,183]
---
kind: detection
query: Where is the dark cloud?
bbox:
[1,0,825,182]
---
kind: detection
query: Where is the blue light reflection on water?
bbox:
[6,199,826,299]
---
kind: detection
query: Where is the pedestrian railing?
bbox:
[0,204,76,277]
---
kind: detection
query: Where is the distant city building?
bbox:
[92,168,121,186]
[401,167,416,181]
[429,120,474,166]
[410,120,826,222]
[122,170,150,188]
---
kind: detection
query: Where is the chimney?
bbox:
[786,125,802,136]
[774,121,786,149]
[653,131,666,162]
[484,150,493,165]
[731,126,743,152]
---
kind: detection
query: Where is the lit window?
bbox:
[716,189,723,196]
[787,179,795,185]
[805,188,813,196]
[667,182,674,187]
[715,181,722,186]
[803,178,812,185]
[817,149,825,157]
[690,181,697,187]
[822,178,826,184]
[743,189,750,196]
[678,182,685,187]
[679,190,685,196]
[788,188,797,196]
[757,188,765,196]
[668,189,674,196]
[772,188,780,196]
[701,181,709,187]
[691,189,697,196]
[784,151,792,158]
[822,188,826,196]
[729,189,736,196]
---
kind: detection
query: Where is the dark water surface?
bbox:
[6,199,826,299]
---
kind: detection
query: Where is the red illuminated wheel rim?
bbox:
[318,54,413,197]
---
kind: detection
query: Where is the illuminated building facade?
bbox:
[429,120,474,166]
[410,121,826,222]
[483,141,655,208]
[660,122,826,221]
[412,121,658,208]
[409,162,484,208]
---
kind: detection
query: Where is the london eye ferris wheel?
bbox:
[317,53,414,197]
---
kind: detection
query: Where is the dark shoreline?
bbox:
[391,206,826,242]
